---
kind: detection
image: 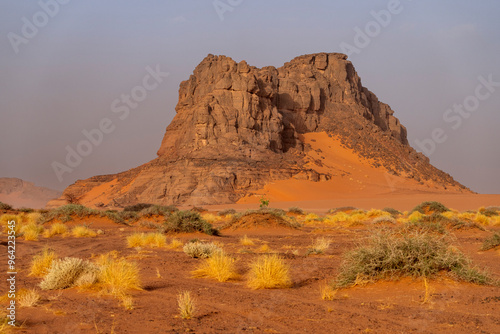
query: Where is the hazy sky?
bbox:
[1,0,499,194]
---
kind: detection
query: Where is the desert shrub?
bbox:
[247,254,292,289]
[306,237,331,256]
[104,210,137,225]
[479,208,499,217]
[404,220,446,234]
[39,257,99,290]
[138,220,165,231]
[411,201,449,214]
[333,230,492,288]
[481,233,500,251]
[40,204,98,223]
[192,250,238,282]
[218,208,236,216]
[123,203,154,212]
[72,225,97,238]
[287,207,304,215]
[372,216,396,224]
[201,213,224,224]
[165,210,218,235]
[183,241,221,258]
[382,207,401,216]
[127,232,166,248]
[97,254,142,296]
[327,206,357,214]
[178,291,196,319]
[18,207,34,213]
[0,201,13,210]
[30,248,57,277]
[137,205,177,218]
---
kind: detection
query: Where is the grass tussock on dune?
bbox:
[333,229,493,288]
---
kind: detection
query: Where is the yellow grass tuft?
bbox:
[167,238,183,249]
[20,222,44,241]
[30,248,57,277]
[72,225,97,238]
[408,211,424,222]
[127,232,167,248]
[17,289,41,307]
[320,283,337,301]
[247,254,292,289]
[192,251,238,282]
[97,254,142,297]
[177,291,196,319]
[240,235,255,246]
[120,295,135,310]
[303,213,320,224]
[201,213,223,224]
[475,213,490,225]
[257,243,270,253]
[43,223,68,238]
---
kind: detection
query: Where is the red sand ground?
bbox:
[1,214,499,333]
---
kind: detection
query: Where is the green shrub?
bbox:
[411,201,449,214]
[183,241,221,258]
[481,233,500,251]
[0,201,13,210]
[217,208,236,216]
[334,230,492,288]
[18,207,34,213]
[165,210,218,235]
[40,204,98,223]
[139,205,178,217]
[104,210,137,225]
[123,203,154,212]
[288,207,304,215]
[382,207,401,216]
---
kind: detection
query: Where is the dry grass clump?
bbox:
[192,250,238,282]
[178,291,196,319]
[201,213,224,224]
[333,230,493,288]
[43,223,68,238]
[17,289,41,307]
[30,248,57,277]
[20,222,44,240]
[306,237,331,256]
[247,254,292,289]
[240,235,255,246]
[39,257,99,290]
[320,283,337,300]
[126,232,167,248]
[168,238,183,249]
[481,233,500,251]
[72,225,97,238]
[183,241,221,258]
[96,253,142,296]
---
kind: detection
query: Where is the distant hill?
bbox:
[0,178,62,209]
[48,53,470,209]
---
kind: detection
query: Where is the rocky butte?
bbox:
[48,53,470,208]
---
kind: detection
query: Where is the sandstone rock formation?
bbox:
[47,53,470,208]
[0,178,62,209]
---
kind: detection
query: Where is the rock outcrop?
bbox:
[0,178,62,209]
[48,53,470,208]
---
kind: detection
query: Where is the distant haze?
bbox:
[1,0,499,194]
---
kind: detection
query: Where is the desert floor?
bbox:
[1,198,500,333]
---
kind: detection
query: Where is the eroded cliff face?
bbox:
[47,53,469,209]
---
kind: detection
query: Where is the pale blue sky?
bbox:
[1,0,499,193]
